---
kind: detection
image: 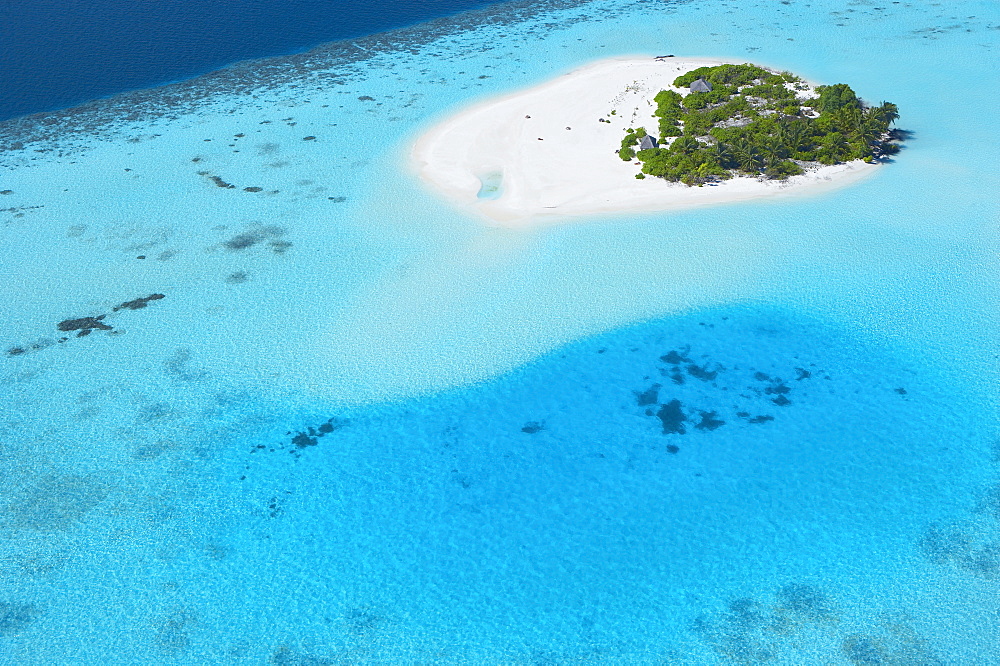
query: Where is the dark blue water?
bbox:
[0,0,507,121]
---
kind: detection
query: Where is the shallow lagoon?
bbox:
[1,0,999,662]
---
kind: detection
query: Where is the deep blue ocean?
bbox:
[0,0,503,121]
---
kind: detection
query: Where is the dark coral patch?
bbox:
[660,349,690,364]
[205,174,236,189]
[635,384,660,406]
[113,293,165,311]
[292,432,318,448]
[521,421,544,434]
[657,400,687,434]
[288,418,343,451]
[694,411,725,431]
[223,232,263,250]
[0,602,40,636]
[57,316,111,332]
[686,363,720,382]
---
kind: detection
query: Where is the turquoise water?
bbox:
[2,0,1000,662]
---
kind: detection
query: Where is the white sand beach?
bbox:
[412,56,878,225]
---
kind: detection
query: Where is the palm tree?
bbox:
[873,101,900,126]
[780,119,811,154]
[833,107,863,135]
[671,135,700,155]
[731,138,763,173]
[761,135,787,167]
[852,110,885,153]
[708,141,733,169]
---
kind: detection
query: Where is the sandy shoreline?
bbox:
[411,56,878,225]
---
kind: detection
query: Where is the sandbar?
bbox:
[411,56,878,225]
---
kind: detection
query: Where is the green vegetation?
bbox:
[625,63,901,186]
[618,127,648,161]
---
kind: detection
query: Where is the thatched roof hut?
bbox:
[690,78,713,93]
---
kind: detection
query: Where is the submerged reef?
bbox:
[691,583,838,664]
[1,474,107,533]
[6,293,166,357]
[0,602,40,636]
[638,343,819,450]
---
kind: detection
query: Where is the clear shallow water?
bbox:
[1,0,999,662]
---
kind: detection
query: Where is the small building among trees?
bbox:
[689,78,713,93]
[638,135,659,150]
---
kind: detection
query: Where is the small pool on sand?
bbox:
[476,170,503,199]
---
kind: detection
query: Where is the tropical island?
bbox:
[412,57,899,225]
[618,63,900,186]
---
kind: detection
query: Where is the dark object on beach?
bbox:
[57,316,112,332]
[114,293,165,312]
[655,55,675,58]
